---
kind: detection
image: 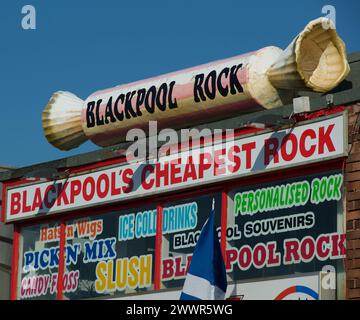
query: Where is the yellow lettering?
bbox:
[139,255,152,287]
[95,261,107,293]
[95,255,153,294]
[128,256,139,289]
[107,260,116,291]
[116,258,128,290]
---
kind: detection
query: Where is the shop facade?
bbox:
[0,110,350,300]
[1,52,360,301]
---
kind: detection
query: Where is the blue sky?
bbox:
[0,0,359,167]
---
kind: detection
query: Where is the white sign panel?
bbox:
[226,274,319,300]
[4,113,346,222]
[115,274,320,300]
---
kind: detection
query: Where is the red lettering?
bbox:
[319,124,335,154]
[300,236,315,261]
[70,180,82,204]
[267,242,280,266]
[22,190,31,213]
[199,152,212,179]
[96,174,109,198]
[170,159,182,185]
[111,172,121,196]
[316,234,330,259]
[264,138,278,165]
[227,145,241,173]
[284,239,300,264]
[161,258,174,280]
[44,185,56,208]
[214,148,226,176]
[183,156,197,182]
[141,165,154,190]
[10,192,21,215]
[31,188,43,211]
[225,248,238,271]
[83,177,95,201]
[122,168,133,193]
[57,183,69,206]
[242,141,256,169]
[238,245,252,270]
[174,256,187,278]
[299,129,316,157]
[331,233,346,257]
[156,162,169,187]
[253,243,266,268]
[40,227,48,241]
[281,133,298,161]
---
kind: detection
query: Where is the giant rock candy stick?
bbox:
[43,18,349,151]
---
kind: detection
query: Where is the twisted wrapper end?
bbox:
[42,91,88,150]
[267,17,350,92]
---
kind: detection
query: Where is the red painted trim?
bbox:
[57,221,66,300]
[5,178,39,188]
[294,105,345,122]
[68,156,127,175]
[154,203,163,290]
[10,225,20,300]
[221,190,228,262]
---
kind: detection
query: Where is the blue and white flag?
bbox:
[180,207,227,300]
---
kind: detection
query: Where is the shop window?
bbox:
[225,170,345,284]
[160,193,222,290]
[17,222,60,300]
[63,205,156,300]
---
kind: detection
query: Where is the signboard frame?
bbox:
[2,112,348,224]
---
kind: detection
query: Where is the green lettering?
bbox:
[311,178,320,204]
[333,174,343,200]
[234,193,241,215]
